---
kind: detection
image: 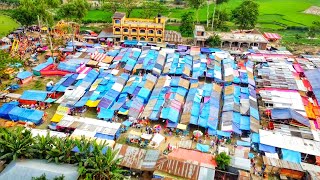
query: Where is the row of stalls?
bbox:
[247,52,320,179]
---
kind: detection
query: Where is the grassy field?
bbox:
[0,14,19,37]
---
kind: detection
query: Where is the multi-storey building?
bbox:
[112,12,166,43]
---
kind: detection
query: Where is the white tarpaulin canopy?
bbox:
[259,129,320,156]
[151,133,164,145]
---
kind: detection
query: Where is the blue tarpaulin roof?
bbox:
[281,148,301,163]
[97,108,114,119]
[32,57,54,72]
[8,107,44,124]
[251,133,260,143]
[122,120,133,127]
[259,144,276,153]
[305,69,320,104]
[0,102,19,119]
[20,90,48,101]
[196,143,210,152]
[236,140,251,147]
[124,40,138,46]
[17,71,32,80]
[217,130,231,137]
[271,108,310,127]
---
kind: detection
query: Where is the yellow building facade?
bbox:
[112,12,166,43]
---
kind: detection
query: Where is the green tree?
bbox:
[308,21,320,38]
[78,142,125,180]
[32,134,54,159]
[180,12,194,37]
[215,152,231,170]
[0,127,34,162]
[216,0,229,4]
[121,0,139,18]
[32,174,65,180]
[142,1,167,19]
[213,8,228,29]
[187,0,205,23]
[101,0,121,14]
[231,0,259,30]
[206,34,221,47]
[58,0,90,22]
[45,137,76,164]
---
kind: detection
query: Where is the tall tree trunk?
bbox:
[211,0,216,30]
[206,0,209,27]
[196,9,199,23]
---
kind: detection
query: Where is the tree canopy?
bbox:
[206,34,222,47]
[231,0,259,30]
[180,12,194,37]
[141,1,167,19]
[58,0,90,22]
[186,0,205,23]
[0,127,126,180]
[215,152,231,170]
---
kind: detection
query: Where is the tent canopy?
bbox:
[17,71,32,80]
[196,143,210,152]
[20,90,48,101]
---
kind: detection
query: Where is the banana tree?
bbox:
[0,127,34,162]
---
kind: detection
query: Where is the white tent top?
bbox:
[30,129,67,138]
[151,133,164,145]
[259,129,320,156]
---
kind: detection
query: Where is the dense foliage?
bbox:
[215,152,231,170]
[180,12,194,37]
[206,34,222,47]
[0,127,125,180]
[231,0,259,30]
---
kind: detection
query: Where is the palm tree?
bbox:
[0,127,34,162]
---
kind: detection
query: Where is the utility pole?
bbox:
[46,19,54,59]
[211,0,216,30]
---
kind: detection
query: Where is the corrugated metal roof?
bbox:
[115,144,160,171]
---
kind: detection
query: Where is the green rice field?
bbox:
[84,0,320,30]
[0,14,19,37]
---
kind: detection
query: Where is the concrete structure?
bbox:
[218,32,269,50]
[194,25,208,46]
[193,26,269,50]
[112,12,166,43]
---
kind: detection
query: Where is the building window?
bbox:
[140,29,145,34]
[149,30,154,34]
[123,28,128,32]
[132,36,137,40]
[115,19,120,24]
[149,38,154,42]
[124,36,128,40]
[115,28,120,32]
[140,37,145,41]
[157,38,162,42]
[157,30,162,34]
[132,29,137,33]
